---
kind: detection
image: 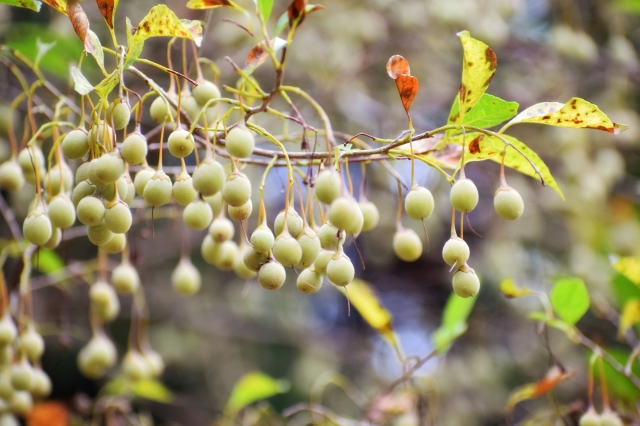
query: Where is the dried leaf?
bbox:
[67,2,90,50]
[27,402,69,426]
[275,4,322,36]
[386,55,410,79]
[456,31,497,123]
[503,97,628,134]
[500,277,532,299]
[0,0,41,12]
[505,366,573,411]
[42,0,67,14]
[395,74,418,115]
[187,0,232,8]
[70,66,94,96]
[287,0,307,26]
[244,37,286,74]
[619,299,640,337]
[95,0,119,29]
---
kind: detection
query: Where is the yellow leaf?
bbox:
[619,299,640,337]
[42,0,67,14]
[456,31,497,124]
[187,0,233,8]
[337,279,403,359]
[500,278,532,298]
[613,257,640,285]
[502,97,628,134]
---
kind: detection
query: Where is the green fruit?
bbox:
[318,222,344,250]
[8,391,32,416]
[122,350,150,381]
[297,267,323,293]
[92,153,124,185]
[222,172,251,207]
[183,199,213,230]
[359,200,380,232]
[43,162,73,195]
[0,414,19,426]
[100,176,128,202]
[61,128,89,159]
[18,146,44,185]
[134,166,156,196]
[143,170,173,206]
[168,129,195,158]
[112,261,140,293]
[442,237,470,267]
[273,231,303,267]
[600,410,622,426]
[75,161,91,184]
[258,261,286,290]
[314,249,334,274]
[100,233,126,254]
[204,192,223,217]
[30,368,51,398]
[243,246,269,272]
[123,173,135,205]
[110,101,131,130]
[393,228,423,262]
[88,121,114,146]
[274,207,304,237]
[0,161,24,192]
[494,186,524,220]
[48,194,76,229]
[142,349,165,378]
[0,345,12,367]
[326,252,355,286]
[192,158,225,196]
[0,315,17,346]
[228,198,253,221]
[452,268,480,298]
[209,217,235,242]
[90,281,120,322]
[201,236,238,269]
[180,94,201,121]
[314,169,342,205]
[9,360,33,391]
[330,197,364,235]
[19,324,44,363]
[296,227,321,269]
[0,374,14,400]
[77,196,105,226]
[172,258,201,296]
[193,80,221,106]
[250,224,274,253]
[120,132,148,165]
[41,227,61,249]
[23,208,52,246]
[149,96,176,123]
[172,172,197,206]
[77,333,117,379]
[226,127,255,158]
[104,201,132,234]
[450,178,479,213]
[405,185,435,220]
[234,247,258,279]
[72,181,96,207]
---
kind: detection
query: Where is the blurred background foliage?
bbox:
[1,0,640,425]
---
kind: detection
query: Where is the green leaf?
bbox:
[225,371,289,415]
[86,30,106,74]
[613,257,640,286]
[445,132,564,200]
[36,249,64,274]
[94,70,119,99]
[70,66,94,96]
[432,292,476,353]
[257,0,273,22]
[501,98,628,134]
[456,31,497,123]
[0,0,41,11]
[611,273,640,309]
[594,348,640,402]
[274,11,289,36]
[550,277,590,326]
[615,0,640,14]
[448,93,519,129]
[132,379,172,403]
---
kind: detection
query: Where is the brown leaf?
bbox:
[287,0,308,26]
[27,402,69,426]
[468,134,484,154]
[67,2,93,53]
[95,0,118,29]
[395,74,418,115]
[187,0,232,8]
[386,55,410,79]
[245,42,267,68]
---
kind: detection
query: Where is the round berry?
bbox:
[442,236,470,267]
[222,172,252,207]
[77,196,105,226]
[75,161,91,184]
[143,170,173,206]
[327,252,355,286]
[274,207,304,238]
[234,247,258,279]
[359,200,380,232]
[168,129,195,158]
[313,249,334,274]
[192,158,225,196]
[172,172,197,206]
[48,194,76,229]
[209,217,235,243]
[250,224,274,253]
[204,192,224,217]
[9,359,33,391]
[30,367,51,398]
[172,258,201,296]
[92,153,124,185]
[18,146,44,186]
[23,208,52,246]
[494,186,524,220]
[134,166,156,197]
[192,80,221,106]
[104,201,132,234]
[405,185,435,220]
[120,132,148,165]
[228,199,253,221]
[296,227,321,269]
[243,246,269,272]
[226,127,255,158]
[112,261,140,293]
[77,333,117,379]
[450,178,479,213]
[330,196,364,235]
[452,268,480,298]
[318,222,344,250]
[149,96,176,123]
[62,128,90,160]
[0,314,17,346]
[19,324,44,363]
[43,162,73,195]
[122,350,150,381]
[393,228,423,262]
[8,391,32,416]
[314,169,342,205]
[183,199,213,230]
[100,233,126,254]
[0,161,24,192]
[297,267,323,293]
[273,232,303,267]
[110,101,131,130]
[258,261,286,290]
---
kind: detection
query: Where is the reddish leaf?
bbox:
[67,2,93,53]
[395,74,418,115]
[187,0,232,8]
[245,42,267,68]
[287,0,308,26]
[95,0,119,29]
[27,402,69,426]
[468,134,483,154]
[386,55,410,79]
[505,366,574,411]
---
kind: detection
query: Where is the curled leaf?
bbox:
[505,366,574,412]
[95,0,119,30]
[287,0,308,26]
[386,55,410,79]
[395,74,419,115]
[500,277,532,299]
[456,31,497,123]
[70,66,94,96]
[244,37,287,73]
[186,0,232,8]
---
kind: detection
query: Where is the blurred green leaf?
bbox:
[594,348,640,402]
[274,10,289,36]
[456,31,497,124]
[225,371,289,415]
[94,71,119,100]
[615,0,640,14]
[0,0,41,11]
[619,299,640,337]
[448,93,519,129]
[550,277,589,326]
[613,257,640,286]
[432,292,476,353]
[132,379,172,403]
[36,249,64,274]
[612,273,640,309]
[256,0,273,22]
[337,279,403,359]
[34,39,56,70]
